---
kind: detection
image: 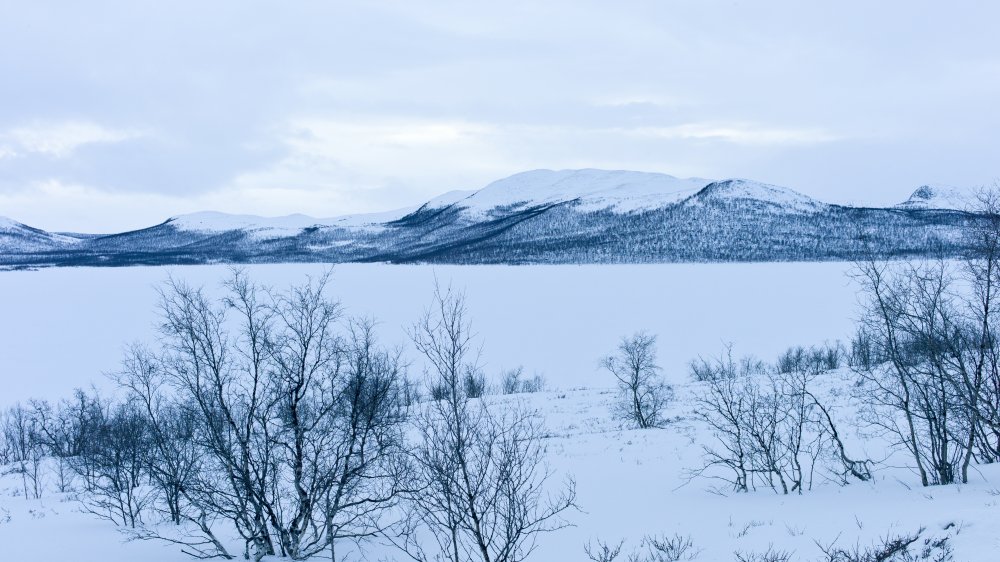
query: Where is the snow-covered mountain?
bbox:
[168,211,330,237]
[0,215,82,253]
[427,169,713,217]
[167,205,428,237]
[681,178,827,213]
[0,169,982,267]
[162,169,715,239]
[895,185,970,211]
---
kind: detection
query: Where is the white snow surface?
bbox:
[1,263,998,560]
[168,211,325,234]
[435,168,714,217]
[0,262,861,402]
[895,185,971,211]
[1,375,999,561]
[167,207,417,238]
[683,178,827,212]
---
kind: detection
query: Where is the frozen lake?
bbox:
[0,262,861,404]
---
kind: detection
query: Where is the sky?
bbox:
[0,1,998,232]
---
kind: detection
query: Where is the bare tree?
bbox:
[733,546,793,562]
[602,332,672,429]
[954,186,1000,471]
[2,404,45,499]
[852,258,969,486]
[115,345,200,526]
[694,347,868,494]
[77,269,410,561]
[695,374,752,492]
[848,186,1000,486]
[29,395,92,493]
[501,367,525,395]
[398,282,577,562]
[76,400,154,528]
[156,272,269,559]
[319,317,410,562]
[585,539,625,562]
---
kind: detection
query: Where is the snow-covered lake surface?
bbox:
[0,262,859,404]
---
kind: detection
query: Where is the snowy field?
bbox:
[1,263,996,561]
[0,379,997,561]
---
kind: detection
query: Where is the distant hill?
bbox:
[0,169,981,267]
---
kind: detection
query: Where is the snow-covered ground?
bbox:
[1,375,998,561]
[1,263,996,561]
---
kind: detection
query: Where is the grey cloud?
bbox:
[0,0,998,230]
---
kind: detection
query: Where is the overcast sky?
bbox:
[1,1,998,232]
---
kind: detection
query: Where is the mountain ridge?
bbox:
[0,169,983,268]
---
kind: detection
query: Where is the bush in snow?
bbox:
[775,342,845,374]
[630,534,698,562]
[695,352,870,494]
[584,534,697,562]
[75,401,155,529]
[689,343,767,382]
[818,527,953,562]
[463,369,490,398]
[501,366,547,394]
[1,404,46,500]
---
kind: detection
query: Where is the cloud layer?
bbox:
[1,1,998,231]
